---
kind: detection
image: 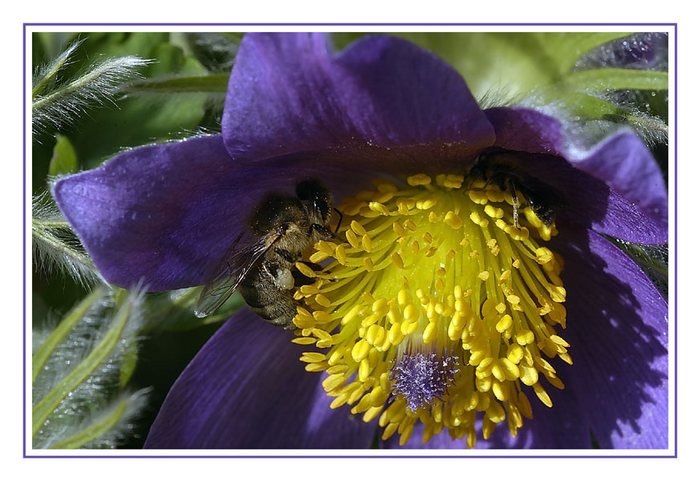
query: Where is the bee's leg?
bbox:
[505,177,520,229]
[333,208,343,234]
[310,223,335,241]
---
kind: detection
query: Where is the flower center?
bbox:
[292,173,570,447]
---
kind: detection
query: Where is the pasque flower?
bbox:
[53,33,668,449]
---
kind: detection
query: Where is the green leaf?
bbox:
[536,32,631,73]
[563,68,668,91]
[48,135,78,176]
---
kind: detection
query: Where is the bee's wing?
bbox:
[194,235,278,318]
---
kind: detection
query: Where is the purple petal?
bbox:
[223,33,494,165]
[144,310,376,449]
[53,136,251,291]
[485,108,667,241]
[568,131,668,229]
[550,229,668,449]
[485,107,564,156]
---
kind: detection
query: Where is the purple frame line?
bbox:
[23,22,678,459]
[23,24,27,459]
[673,24,678,457]
[25,22,676,27]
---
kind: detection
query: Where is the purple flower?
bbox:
[53,33,668,449]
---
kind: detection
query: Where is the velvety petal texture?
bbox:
[145,310,376,449]
[485,107,564,156]
[551,229,668,449]
[223,33,495,165]
[568,131,668,230]
[53,135,243,291]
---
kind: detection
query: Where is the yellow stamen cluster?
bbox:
[292,173,570,447]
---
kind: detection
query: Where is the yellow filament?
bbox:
[293,173,569,447]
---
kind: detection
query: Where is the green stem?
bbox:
[33,61,120,112]
[123,73,230,94]
[32,43,78,98]
[32,220,96,270]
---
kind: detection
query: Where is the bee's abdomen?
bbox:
[239,272,296,328]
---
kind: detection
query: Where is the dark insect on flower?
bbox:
[194,179,335,328]
[468,150,564,227]
[53,33,668,449]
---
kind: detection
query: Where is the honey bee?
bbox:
[469,151,562,227]
[194,179,335,328]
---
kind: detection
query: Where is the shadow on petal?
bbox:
[551,228,668,449]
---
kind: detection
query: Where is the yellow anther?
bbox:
[350,220,367,236]
[309,251,329,263]
[291,337,317,345]
[314,294,331,308]
[422,322,437,344]
[407,174,432,186]
[496,314,513,333]
[295,262,317,279]
[478,271,490,281]
[300,352,327,363]
[506,344,524,364]
[366,325,386,347]
[369,201,390,215]
[351,339,371,362]
[391,252,405,269]
[506,294,521,305]
[484,204,504,219]
[533,383,553,407]
[550,334,570,347]
[403,304,420,323]
[322,374,346,392]
[515,329,535,346]
[520,365,539,386]
[417,198,437,210]
[345,229,360,248]
[444,211,463,229]
[536,247,553,264]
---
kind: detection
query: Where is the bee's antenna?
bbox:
[333,208,343,234]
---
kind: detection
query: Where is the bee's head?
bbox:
[296,179,333,226]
